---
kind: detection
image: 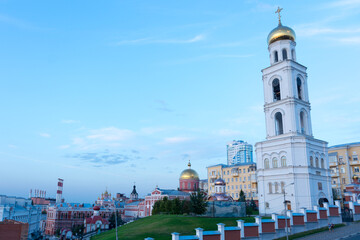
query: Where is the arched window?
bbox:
[275,182,279,193]
[315,157,319,168]
[291,49,295,60]
[310,156,314,167]
[281,182,285,193]
[272,158,278,168]
[268,182,273,193]
[282,49,287,60]
[297,78,302,100]
[274,51,279,62]
[275,112,284,135]
[272,78,281,101]
[188,182,191,189]
[281,156,287,167]
[300,111,306,134]
[321,158,325,168]
[264,158,270,169]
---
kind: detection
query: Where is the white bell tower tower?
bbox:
[255,8,333,215]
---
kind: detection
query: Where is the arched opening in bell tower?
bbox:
[300,111,306,134]
[275,112,284,135]
[272,78,281,101]
[297,78,303,100]
[274,51,279,62]
[282,49,287,60]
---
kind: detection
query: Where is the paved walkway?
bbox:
[297,222,360,240]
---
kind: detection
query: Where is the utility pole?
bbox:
[114,208,118,240]
[284,183,294,240]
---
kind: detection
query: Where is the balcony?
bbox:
[232,172,239,177]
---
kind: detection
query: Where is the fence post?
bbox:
[237,220,245,238]
[217,223,225,240]
[171,232,179,240]
[195,228,203,240]
[272,213,279,229]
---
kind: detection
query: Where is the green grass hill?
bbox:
[92,215,256,240]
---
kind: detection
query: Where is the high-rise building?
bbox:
[328,142,360,199]
[227,140,253,165]
[255,9,332,215]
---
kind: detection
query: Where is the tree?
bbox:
[250,198,257,210]
[181,200,191,214]
[238,190,246,202]
[160,197,169,213]
[109,211,124,229]
[190,190,207,215]
[332,188,340,201]
[71,224,84,237]
[152,201,161,215]
[172,198,182,214]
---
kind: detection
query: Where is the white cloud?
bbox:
[116,34,206,45]
[216,129,243,137]
[39,133,51,138]
[327,0,360,8]
[62,119,79,124]
[337,36,360,44]
[59,145,70,149]
[162,137,193,144]
[87,127,134,141]
[8,144,18,149]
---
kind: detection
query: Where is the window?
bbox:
[239,177,242,181]
[275,112,284,135]
[265,202,270,208]
[300,111,306,134]
[244,185,247,189]
[281,182,285,193]
[268,183,272,193]
[282,49,287,60]
[318,182,322,190]
[310,156,314,167]
[341,168,345,173]
[264,158,270,169]
[235,178,238,182]
[231,178,234,182]
[227,186,230,190]
[248,176,250,181]
[236,185,238,189]
[240,185,242,189]
[274,51,279,62]
[353,155,358,161]
[232,193,234,197]
[275,182,279,193]
[332,180,336,184]
[354,167,359,173]
[223,171,225,175]
[272,158,278,168]
[291,49,295,60]
[227,170,229,175]
[321,158,325,168]
[239,169,242,173]
[236,193,238,198]
[281,156,287,167]
[342,178,346,184]
[272,78,281,101]
[315,157,319,168]
[232,185,234,190]
[297,78,303,100]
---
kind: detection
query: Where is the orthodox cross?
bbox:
[275,7,283,25]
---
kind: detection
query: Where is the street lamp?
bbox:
[284,182,294,240]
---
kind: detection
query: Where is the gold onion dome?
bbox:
[267,24,296,45]
[180,160,199,180]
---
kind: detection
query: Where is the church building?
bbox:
[255,9,333,215]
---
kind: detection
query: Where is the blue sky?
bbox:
[1,0,360,202]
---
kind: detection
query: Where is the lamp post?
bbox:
[284,183,294,240]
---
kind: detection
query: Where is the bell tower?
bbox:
[255,8,332,215]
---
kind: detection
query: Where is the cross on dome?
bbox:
[275,7,283,25]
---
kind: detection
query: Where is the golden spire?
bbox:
[275,7,283,25]
[188,160,191,168]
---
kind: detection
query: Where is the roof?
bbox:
[85,215,109,225]
[157,189,190,196]
[207,162,256,168]
[329,142,360,149]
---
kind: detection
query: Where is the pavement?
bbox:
[297,222,360,240]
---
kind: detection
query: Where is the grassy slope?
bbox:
[92,215,256,240]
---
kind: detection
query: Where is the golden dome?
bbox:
[180,161,199,180]
[180,169,199,180]
[267,23,296,45]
